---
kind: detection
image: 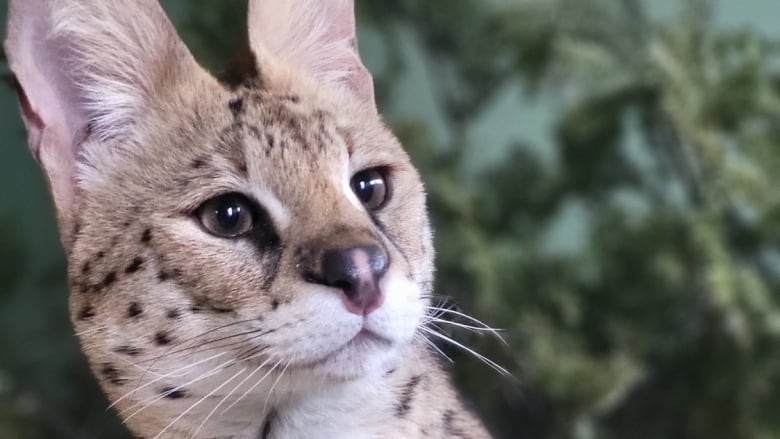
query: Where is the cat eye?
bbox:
[351,168,389,210]
[196,193,255,238]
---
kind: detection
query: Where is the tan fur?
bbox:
[6,1,493,437]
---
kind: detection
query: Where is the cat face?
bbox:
[70,71,433,383]
[6,0,434,430]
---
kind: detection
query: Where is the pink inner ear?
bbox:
[13,66,80,243]
[248,0,376,106]
[6,0,94,233]
[13,78,45,161]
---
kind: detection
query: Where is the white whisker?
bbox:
[75,326,107,337]
[188,366,249,439]
[221,357,281,415]
[425,306,509,346]
[418,334,454,363]
[421,327,510,377]
[109,351,228,410]
[156,366,247,439]
[262,362,289,415]
[424,316,509,347]
[122,357,234,422]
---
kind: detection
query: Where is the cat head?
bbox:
[6,0,434,432]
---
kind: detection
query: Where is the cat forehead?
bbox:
[111,80,401,210]
[203,89,351,173]
[179,82,397,172]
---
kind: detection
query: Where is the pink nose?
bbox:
[320,245,387,315]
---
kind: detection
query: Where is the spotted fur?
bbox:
[5,0,494,438]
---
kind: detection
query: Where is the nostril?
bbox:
[332,280,355,296]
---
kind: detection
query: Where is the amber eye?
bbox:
[351,168,389,210]
[197,193,255,238]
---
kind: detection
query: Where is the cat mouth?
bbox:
[296,329,393,370]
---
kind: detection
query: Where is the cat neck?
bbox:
[163,343,438,439]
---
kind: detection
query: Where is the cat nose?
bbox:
[320,245,388,316]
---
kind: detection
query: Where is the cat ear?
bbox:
[4,0,205,244]
[247,0,375,107]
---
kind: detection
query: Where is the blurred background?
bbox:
[2,0,780,438]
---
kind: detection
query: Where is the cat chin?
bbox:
[291,330,398,381]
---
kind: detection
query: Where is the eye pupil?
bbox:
[351,168,388,210]
[217,205,242,230]
[355,180,374,202]
[197,193,255,238]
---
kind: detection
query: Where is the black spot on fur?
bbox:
[81,261,90,274]
[115,345,142,356]
[442,409,470,438]
[141,228,152,244]
[154,331,172,346]
[192,296,235,314]
[101,363,126,386]
[77,305,95,320]
[96,251,105,260]
[158,268,182,283]
[161,386,187,399]
[125,257,144,274]
[265,133,275,149]
[128,302,143,318]
[166,309,181,319]
[101,271,116,288]
[259,409,276,439]
[229,98,245,117]
[271,299,280,310]
[396,375,422,417]
[191,158,205,169]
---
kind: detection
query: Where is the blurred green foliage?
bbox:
[1,1,780,438]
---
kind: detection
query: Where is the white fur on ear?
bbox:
[4,0,203,243]
[248,0,375,106]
